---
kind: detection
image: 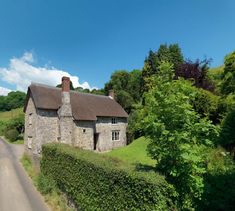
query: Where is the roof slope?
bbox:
[24,83,128,121]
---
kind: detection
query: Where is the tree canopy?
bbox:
[220,51,235,95]
[142,44,184,91]
[104,69,142,113]
[0,91,26,112]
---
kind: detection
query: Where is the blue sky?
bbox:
[0,0,234,94]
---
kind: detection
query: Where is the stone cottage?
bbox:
[24,76,128,155]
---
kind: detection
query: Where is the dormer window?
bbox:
[112,117,117,124]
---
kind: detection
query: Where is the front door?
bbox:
[94,133,99,150]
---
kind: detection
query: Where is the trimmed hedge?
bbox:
[41,144,177,210]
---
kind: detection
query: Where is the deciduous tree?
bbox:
[140,62,219,209]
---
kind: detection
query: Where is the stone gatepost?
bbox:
[58,76,73,145]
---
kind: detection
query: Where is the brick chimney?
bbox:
[62,76,70,92]
[58,76,73,145]
[109,90,115,100]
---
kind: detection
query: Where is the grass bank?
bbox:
[0,136,24,145]
[107,137,155,168]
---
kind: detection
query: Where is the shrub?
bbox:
[217,94,235,120]
[5,129,19,142]
[199,148,235,210]
[192,89,219,123]
[41,144,177,210]
[6,113,25,134]
[219,108,235,156]
[0,121,7,136]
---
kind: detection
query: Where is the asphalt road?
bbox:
[0,138,49,211]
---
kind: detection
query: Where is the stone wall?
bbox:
[73,121,95,150]
[24,96,60,154]
[35,109,59,153]
[95,117,127,151]
[24,95,37,154]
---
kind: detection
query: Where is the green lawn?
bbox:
[107,137,155,167]
[0,107,23,122]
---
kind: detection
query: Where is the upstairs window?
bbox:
[112,117,117,124]
[112,130,120,141]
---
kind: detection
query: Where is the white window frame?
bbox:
[112,130,120,141]
[111,117,117,124]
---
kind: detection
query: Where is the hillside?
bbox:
[0,107,24,122]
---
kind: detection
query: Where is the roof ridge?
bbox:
[71,90,109,99]
[31,82,61,90]
[30,82,110,99]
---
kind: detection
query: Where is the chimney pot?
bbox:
[62,76,70,92]
[109,90,115,99]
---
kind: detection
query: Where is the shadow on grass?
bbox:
[135,163,156,172]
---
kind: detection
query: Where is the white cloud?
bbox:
[0,86,12,96]
[0,52,96,92]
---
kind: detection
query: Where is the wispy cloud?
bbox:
[0,86,12,96]
[0,52,96,93]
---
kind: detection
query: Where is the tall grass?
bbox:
[0,107,23,122]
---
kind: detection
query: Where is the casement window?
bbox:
[29,113,33,125]
[112,130,120,141]
[28,137,32,149]
[111,117,117,124]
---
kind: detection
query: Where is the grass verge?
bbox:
[0,136,24,145]
[20,153,75,211]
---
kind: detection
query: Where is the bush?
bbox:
[41,144,177,210]
[219,108,235,156]
[217,94,235,120]
[5,129,19,142]
[0,121,7,136]
[126,107,145,143]
[199,148,235,210]
[192,89,219,123]
[6,114,25,134]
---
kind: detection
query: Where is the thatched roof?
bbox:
[24,83,128,121]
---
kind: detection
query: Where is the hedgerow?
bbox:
[41,144,177,210]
